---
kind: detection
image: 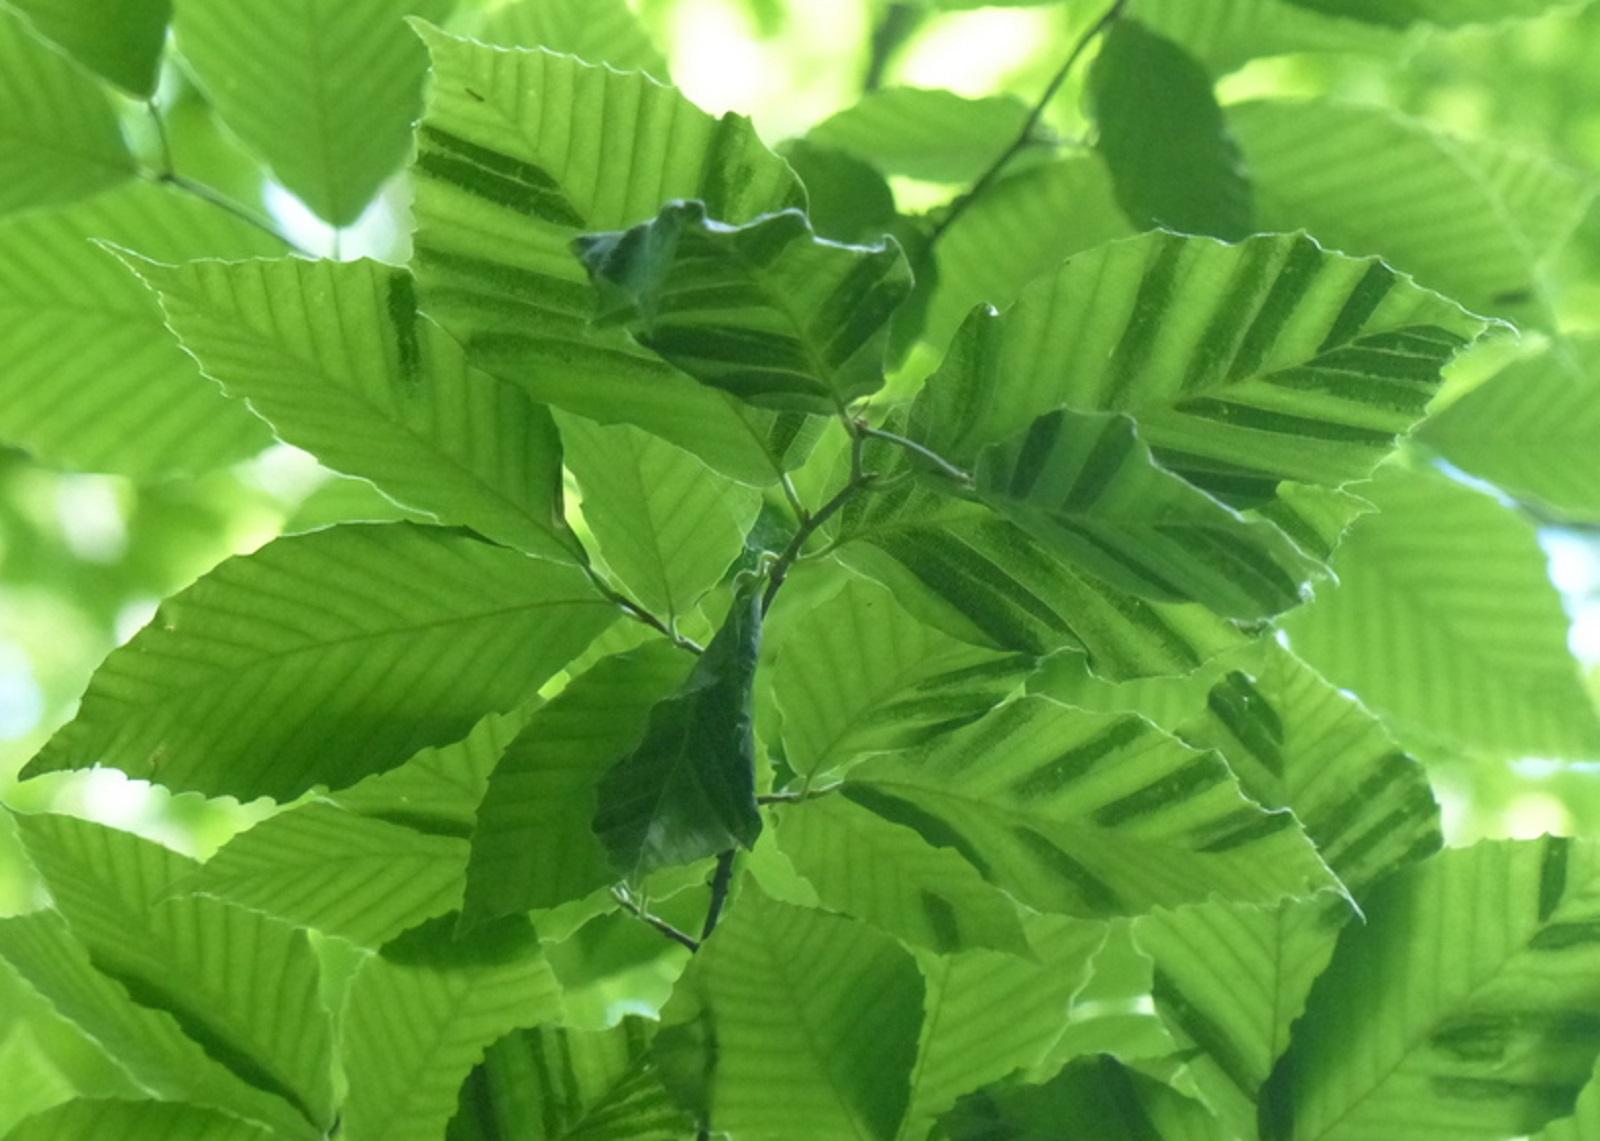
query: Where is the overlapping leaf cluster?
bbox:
[2,1,1600,1139]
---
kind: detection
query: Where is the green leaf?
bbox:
[1229,99,1591,323]
[898,156,1132,357]
[1264,837,1600,1141]
[4,1100,272,1141]
[1280,0,1563,29]
[3,0,168,95]
[1190,642,1442,892]
[561,415,762,622]
[593,590,763,878]
[1137,0,1400,74]
[470,0,666,74]
[834,461,1248,678]
[175,802,469,948]
[135,255,577,560]
[410,26,813,483]
[0,911,317,1139]
[940,1054,1227,1141]
[464,642,689,923]
[1090,19,1252,239]
[0,182,280,478]
[23,524,618,801]
[776,139,898,245]
[898,916,1106,1137]
[663,886,924,1140]
[845,694,1338,918]
[171,0,449,225]
[333,704,537,834]
[775,794,1031,955]
[1420,338,1600,522]
[577,201,911,415]
[0,8,133,214]
[807,87,1027,184]
[974,408,1322,619]
[339,915,564,1141]
[448,1018,692,1141]
[1139,897,1347,1133]
[12,812,336,1133]
[909,230,1485,506]
[766,572,1033,783]
[1282,464,1600,762]
[1537,1058,1600,1140]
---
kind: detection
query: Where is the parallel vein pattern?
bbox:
[139,255,576,560]
[846,695,1337,918]
[0,910,318,1139]
[836,459,1247,679]
[23,524,617,801]
[1267,838,1600,1140]
[465,643,688,922]
[172,0,450,225]
[910,230,1484,506]
[578,201,911,414]
[0,181,278,477]
[0,7,133,214]
[767,573,1033,782]
[1283,464,1600,762]
[410,27,813,483]
[449,1019,691,1140]
[776,795,1031,956]
[13,813,336,1134]
[340,916,564,1141]
[667,887,924,1140]
[974,407,1321,619]
[561,414,762,622]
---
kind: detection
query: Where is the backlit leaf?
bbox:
[845,694,1338,918]
[577,201,911,415]
[410,26,813,483]
[339,915,564,1141]
[0,182,279,477]
[0,7,133,214]
[23,524,617,801]
[973,407,1322,619]
[137,255,577,560]
[172,0,451,225]
[593,590,764,879]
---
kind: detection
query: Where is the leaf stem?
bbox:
[584,566,705,654]
[760,436,875,614]
[755,786,836,805]
[930,0,1129,245]
[611,888,701,952]
[144,100,297,250]
[858,425,972,484]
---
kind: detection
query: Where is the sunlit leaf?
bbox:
[0,182,279,477]
[172,0,450,225]
[410,25,813,483]
[339,914,564,1141]
[137,255,577,560]
[845,694,1338,918]
[23,524,617,800]
[1264,837,1600,1140]
[577,201,911,414]
[0,7,132,214]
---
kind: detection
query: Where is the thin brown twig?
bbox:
[612,888,701,952]
[929,0,1130,245]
